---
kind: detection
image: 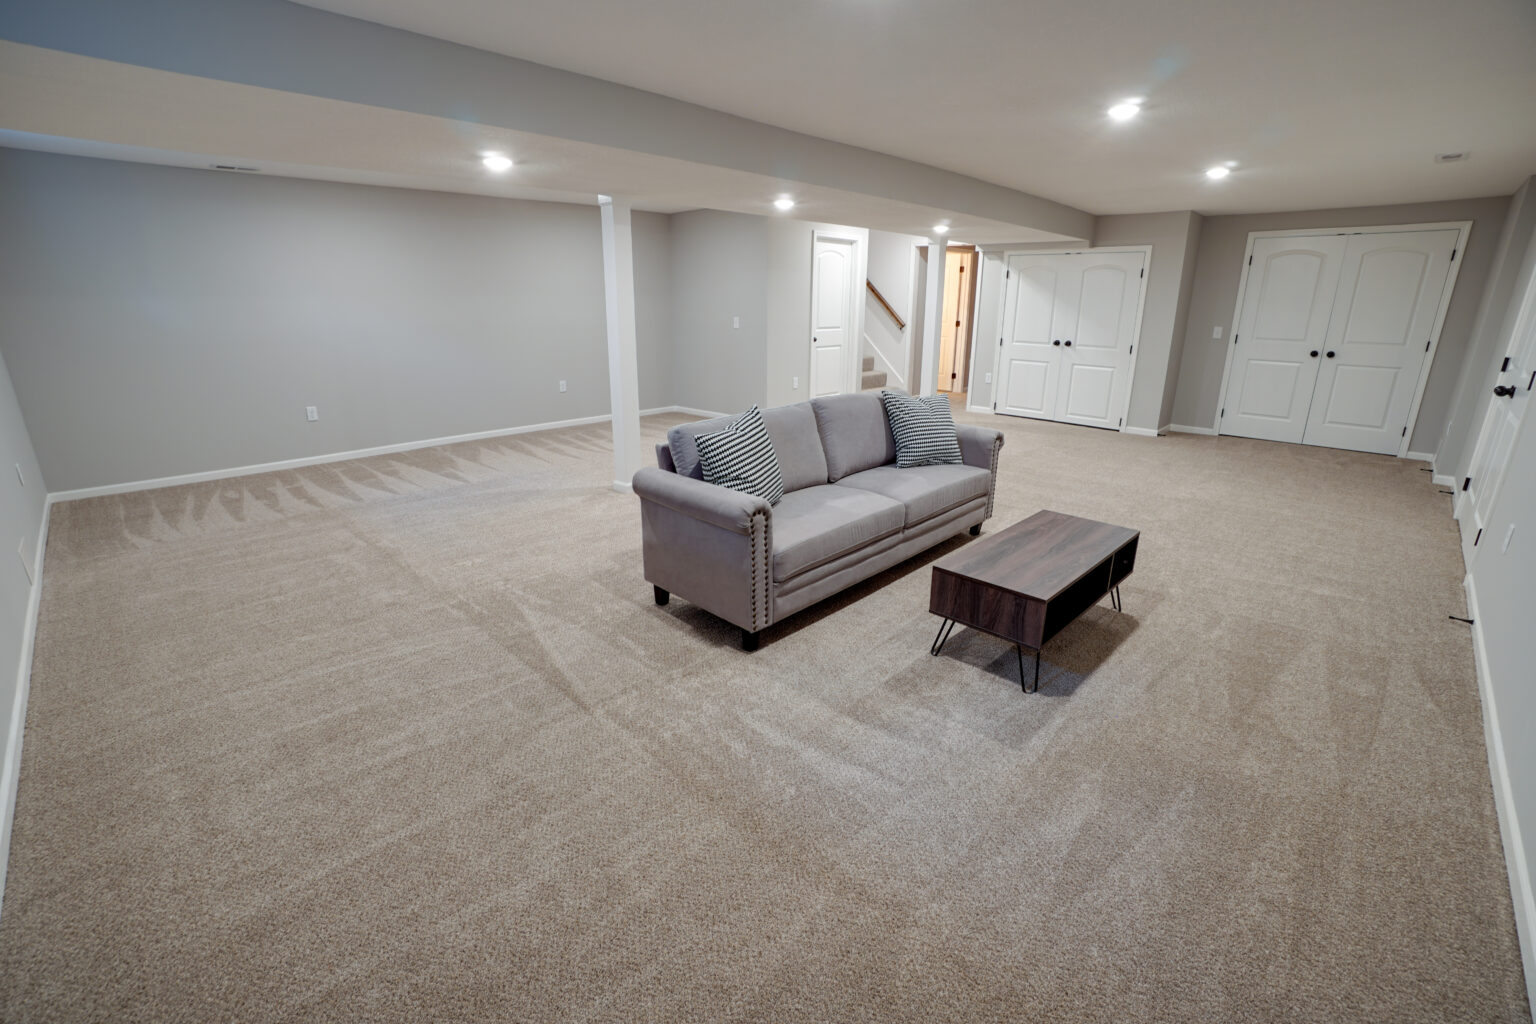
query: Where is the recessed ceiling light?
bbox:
[1107,99,1142,122]
[481,153,513,173]
[1205,165,1231,180]
[933,223,950,235]
[773,196,795,211]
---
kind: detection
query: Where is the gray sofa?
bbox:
[633,392,1004,649]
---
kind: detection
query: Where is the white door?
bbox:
[1221,235,1347,443]
[996,254,1070,419]
[1461,267,1536,562]
[1055,252,1143,429]
[810,235,855,397]
[1303,230,1458,454]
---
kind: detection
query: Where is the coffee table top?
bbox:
[933,509,1138,602]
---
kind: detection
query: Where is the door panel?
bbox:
[1302,229,1457,454]
[997,257,1068,420]
[810,236,854,397]
[1054,253,1142,429]
[1222,237,1346,443]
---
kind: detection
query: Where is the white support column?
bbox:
[919,239,948,396]
[599,195,642,492]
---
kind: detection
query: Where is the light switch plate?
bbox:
[1212,325,1224,339]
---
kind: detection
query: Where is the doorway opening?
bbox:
[939,245,978,402]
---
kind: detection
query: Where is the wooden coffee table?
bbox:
[929,510,1138,692]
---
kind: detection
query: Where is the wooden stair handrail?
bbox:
[866,280,906,330]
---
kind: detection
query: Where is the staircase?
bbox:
[860,355,887,391]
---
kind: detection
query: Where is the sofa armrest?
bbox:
[956,425,1004,519]
[633,468,773,633]
[632,467,771,533]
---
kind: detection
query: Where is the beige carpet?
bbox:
[0,408,1528,1023]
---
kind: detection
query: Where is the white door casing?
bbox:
[810,234,856,398]
[1303,230,1459,455]
[994,249,1145,429]
[1056,252,1144,429]
[1221,236,1346,444]
[1461,263,1536,564]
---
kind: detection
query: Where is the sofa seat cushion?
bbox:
[832,464,991,528]
[770,485,904,582]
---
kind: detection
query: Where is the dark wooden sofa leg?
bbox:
[741,629,760,652]
[653,585,669,606]
[969,524,982,536]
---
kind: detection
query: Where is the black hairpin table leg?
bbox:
[1017,645,1040,693]
[930,618,956,656]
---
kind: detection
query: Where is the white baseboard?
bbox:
[0,500,51,923]
[1405,451,1435,463]
[965,402,995,415]
[1464,575,1536,1012]
[48,408,707,503]
[1435,473,1457,488]
[1122,425,1161,438]
[1168,423,1218,436]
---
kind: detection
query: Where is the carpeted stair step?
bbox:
[861,370,887,390]
[861,355,875,372]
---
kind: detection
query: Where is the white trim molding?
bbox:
[1404,451,1435,462]
[0,502,51,922]
[1168,423,1218,436]
[1464,575,1536,1010]
[1122,425,1161,438]
[49,407,704,503]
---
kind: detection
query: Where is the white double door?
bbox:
[1221,228,1459,454]
[996,250,1144,430]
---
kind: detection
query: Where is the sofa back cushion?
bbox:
[760,404,830,492]
[810,392,897,482]
[667,402,829,491]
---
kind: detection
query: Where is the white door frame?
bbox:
[810,229,868,397]
[1213,221,1472,456]
[983,245,1151,432]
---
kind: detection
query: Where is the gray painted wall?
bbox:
[0,148,673,492]
[1169,195,1511,449]
[766,220,868,409]
[1094,212,1202,432]
[1436,176,1536,479]
[0,346,47,911]
[669,210,767,415]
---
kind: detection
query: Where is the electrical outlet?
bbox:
[1212,325,1224,339]
[16,538,32,584]
[13,462,22,487]
[559,380,567,393]
[305,406,318,422]
[984,372,992,385]
[792,376,799,390]
[732,316,741,329]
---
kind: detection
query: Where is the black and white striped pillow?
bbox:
[880,391,963,468]
[694,405,785,505]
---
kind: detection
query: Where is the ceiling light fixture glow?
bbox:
[1204,165,1231,180]
[481,153,513,173]
[773,196,795,211]
[1107,99,1142,122]
[933,223,950,235]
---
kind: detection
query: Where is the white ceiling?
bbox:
[0,42,1075,245]
[296,0,1536,215]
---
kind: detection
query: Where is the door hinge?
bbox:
[1129,345,1134,354]
[1233,334,1239,344]
[1220,407,1226,417]
[992,402,997,410]
[1118,417,1123,427]
[954,320,962,327]
[1248,254,1253,266]
[999,338,1004,346]
[1474,528,1483,546]
[1451,247,1457,262]
[1462,477,1471,491]
[1402,426,1407,437]
[1528,369,1535,390]
[1006,269,1010,279]
[1140,267,1144,278]
[1502,356,1511,372]
[1426,339,1431,352]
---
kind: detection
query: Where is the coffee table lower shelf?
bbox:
[929,584,1122,693]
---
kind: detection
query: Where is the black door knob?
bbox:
[1494,385,1517,398]
[1326,351,1336,358]
[1053,339,1061,346]
[1064,340,1073,347]
[1310,350,1319,358]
